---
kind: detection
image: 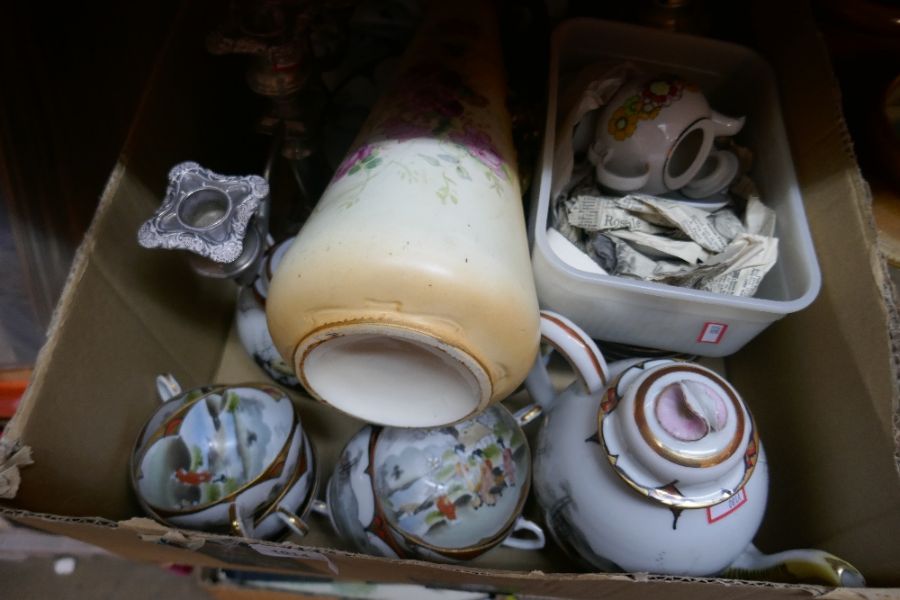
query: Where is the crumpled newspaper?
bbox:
[555,176,778,297]
[552,61,638,201]
[0,442,33,499]
[549,62,778,298]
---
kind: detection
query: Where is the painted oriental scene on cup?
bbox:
[373,406,529,549]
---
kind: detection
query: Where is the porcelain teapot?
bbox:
[590,72,744,196]
[525,312,865,586]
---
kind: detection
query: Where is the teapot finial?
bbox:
[655,379,727,441]
[599,361,759,509]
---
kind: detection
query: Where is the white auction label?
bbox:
[697,322,728,344]
[706,488,748,524]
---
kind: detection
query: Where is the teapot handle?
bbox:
[722,544,865,587]
[524,311,609,410]
[500,516,546,551]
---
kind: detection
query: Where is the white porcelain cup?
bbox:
[235,237,302,391]
[591,73,744,195]
[131,381,307,536]
[321,402,545,563]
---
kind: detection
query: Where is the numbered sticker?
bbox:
[706,488,748,524]
[697,322,728,344]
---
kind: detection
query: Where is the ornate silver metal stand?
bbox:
[137,162,270,285]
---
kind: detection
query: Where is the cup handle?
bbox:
[275,506,311,537]
[680,150,739,199]
[525,310,610,410]
[501,516,546,551]
[512,404,544,428]
[722,544,865,587]
[228,502,252,538]
[155,374,182,403]
[309,498,330,517]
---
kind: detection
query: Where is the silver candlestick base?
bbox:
[138,161,269,283]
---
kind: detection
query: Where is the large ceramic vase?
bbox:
[266,1,540,427]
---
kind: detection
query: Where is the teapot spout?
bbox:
[710,111,745,137]
[723,544,866,587]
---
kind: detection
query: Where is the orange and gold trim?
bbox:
[539,311,607,389]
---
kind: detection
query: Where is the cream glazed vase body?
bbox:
[528,350,767,576]
[266,2,539,427]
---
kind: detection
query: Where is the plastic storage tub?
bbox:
[528,19,822,357]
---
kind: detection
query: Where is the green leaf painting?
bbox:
[204,482,222,504]
[483,444,501,461]
[190,445,204,471]
[225,391,240,413]
[435,464,456,480]
[425,510,445,525]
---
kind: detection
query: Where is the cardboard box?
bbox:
[2,1,899,597]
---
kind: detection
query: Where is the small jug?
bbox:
[525,316,865,586]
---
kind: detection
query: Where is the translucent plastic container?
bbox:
[528,19,821,357]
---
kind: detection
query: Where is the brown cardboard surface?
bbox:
[2,0,899,596]
[3,165,235,518]
[203,583,335,600]
[8,512,823,600]
[202,588,900,600]
[724,1,900,585]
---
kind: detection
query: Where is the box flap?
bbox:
[7,512,826,599]
[725,0,900,586]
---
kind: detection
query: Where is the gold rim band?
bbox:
[633,364,745,468]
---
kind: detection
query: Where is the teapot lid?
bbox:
[599,360,759,509]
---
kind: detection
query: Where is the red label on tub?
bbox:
[707,488,748,523]
[697,322,728,344]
